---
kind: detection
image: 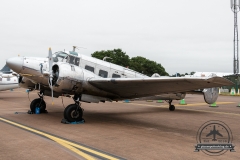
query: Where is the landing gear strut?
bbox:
[30,91,46,113]
[166,100,175,111]
[64,94,84,122]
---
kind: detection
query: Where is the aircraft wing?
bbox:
[88,76,233,98]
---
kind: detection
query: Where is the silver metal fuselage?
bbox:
[7,51,185,101]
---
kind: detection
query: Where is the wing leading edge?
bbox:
[88,77,233,99]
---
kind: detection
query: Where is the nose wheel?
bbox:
[169,105,175,111]
[166,100,175,111]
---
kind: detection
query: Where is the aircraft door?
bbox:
[96,65,110,78]
[110,69,122,78]
[123,68,136,78]
[110,64,123,78]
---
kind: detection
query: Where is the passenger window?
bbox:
[112,73,121,78]
[99,70,108,78]
[85,65,94,73]
[7,78,10,81]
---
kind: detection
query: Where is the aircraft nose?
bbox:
[6,57,23,73]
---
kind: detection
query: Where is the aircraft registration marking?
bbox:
[0,117,122,160]
[126,102,240,116]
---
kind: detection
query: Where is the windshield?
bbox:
[53,52,68,62]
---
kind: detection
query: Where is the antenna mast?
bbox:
[231,0,240,74]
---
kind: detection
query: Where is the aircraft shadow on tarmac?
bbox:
[83,111,197,135]
[11,104,206,136]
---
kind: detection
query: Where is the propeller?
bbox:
[48,48,54,105]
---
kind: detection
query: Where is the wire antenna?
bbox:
[72,46,87,52]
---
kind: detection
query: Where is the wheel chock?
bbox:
[61,119,85,124]
[157,100,163,103]
[179,99,187,105]
[35,107,40,114]
[209,102,218,107]
[27,110,48,114]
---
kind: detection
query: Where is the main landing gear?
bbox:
[63,94,84,122]
[30,91,47,113]
[166,100,175,111]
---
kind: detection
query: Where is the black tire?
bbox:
[30,98,46,113]
[169,105,175,111]
[64,104,83,122]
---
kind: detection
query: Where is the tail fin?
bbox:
[0,64,12,74]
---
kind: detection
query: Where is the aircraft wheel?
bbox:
[169,105,175,111]
[64,104,83,122]
[30,98,46,113]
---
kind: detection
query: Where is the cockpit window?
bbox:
[68,56,75,64]
[53,52,68,62]
[53,51,80,66]
[67,55,80,66]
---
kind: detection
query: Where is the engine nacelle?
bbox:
[50,63,117,101]
[51,63,84,94]
[203,87,219,104]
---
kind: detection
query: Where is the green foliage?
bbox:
[129,56,168,76]
[190,71,195,75]
[91,49,130,67]
[91,49,169,76]
[171,71,196,77]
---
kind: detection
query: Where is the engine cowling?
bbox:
[203,87,219,104]
[51,63,84,94]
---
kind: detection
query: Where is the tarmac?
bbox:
[0,88,240,160]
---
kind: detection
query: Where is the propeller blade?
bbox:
[50,76,54,105]
[49,48,53,73]
[48,48,54,105]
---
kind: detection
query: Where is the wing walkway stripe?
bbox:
[0,117,120,160]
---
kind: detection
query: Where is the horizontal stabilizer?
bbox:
[0,64,12,74]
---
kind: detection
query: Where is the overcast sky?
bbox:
[0,0,235,75]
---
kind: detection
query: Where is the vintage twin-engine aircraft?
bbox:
[0,65,19,91]
[6,47,233,122]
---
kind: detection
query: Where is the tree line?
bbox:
[91,49,169,77]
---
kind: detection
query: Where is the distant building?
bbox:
[185,72,233,78]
